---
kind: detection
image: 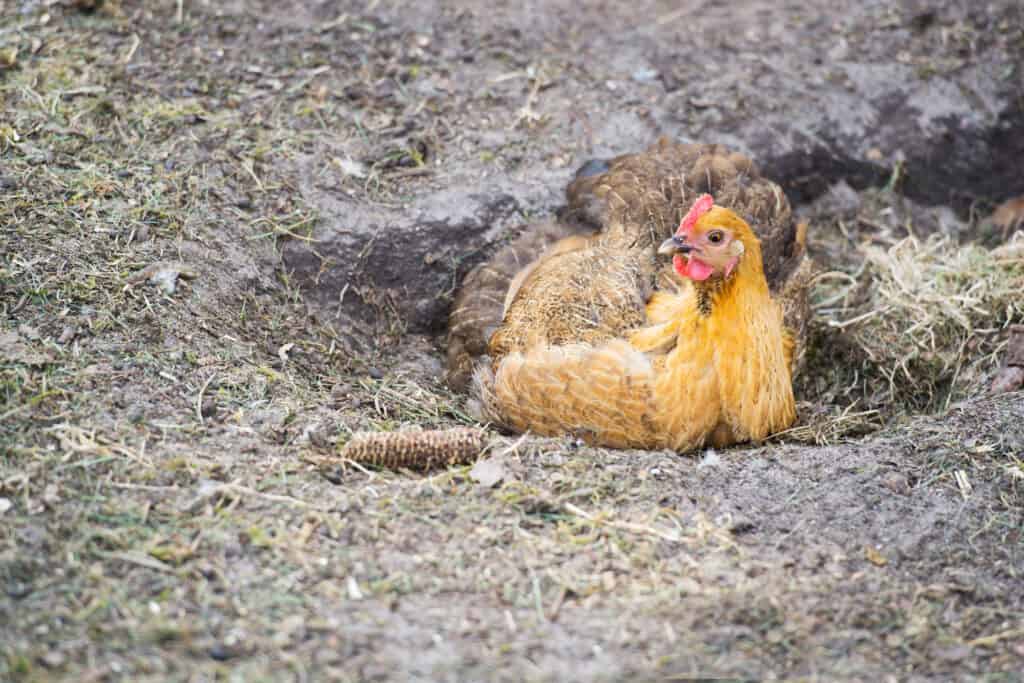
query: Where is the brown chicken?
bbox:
[445,138,812,391]
[476,194,796,451]
[445,220,598,390]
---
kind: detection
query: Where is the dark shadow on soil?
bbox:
[768,99,1024,212]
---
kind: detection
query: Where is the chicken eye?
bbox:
[707,230,724,244]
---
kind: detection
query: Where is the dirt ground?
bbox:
[1,1,1023,681]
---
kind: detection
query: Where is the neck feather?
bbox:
[692,246,767,317]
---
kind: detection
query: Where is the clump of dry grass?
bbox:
[814,231,1024,414]
[771,404,882,446]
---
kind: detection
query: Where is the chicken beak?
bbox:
[658,235,694,256]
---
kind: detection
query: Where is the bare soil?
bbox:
[1,1,1022,681]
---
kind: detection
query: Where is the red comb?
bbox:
[676,194,714,237]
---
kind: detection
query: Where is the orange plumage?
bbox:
[476,196,796,452]
[445,139,813,394]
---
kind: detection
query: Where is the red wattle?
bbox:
[672,254,687,278]
[673,254,714,281]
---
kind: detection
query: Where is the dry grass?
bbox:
[811,230,1024,415]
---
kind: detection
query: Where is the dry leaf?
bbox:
[470,457,506,487]
[865,546,888,566]
[128,262,198,295]
[333,156,367,179]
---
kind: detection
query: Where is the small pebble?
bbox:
[208,643,236,661]
[881,471,911,496]
[631,68,659,83]
[200,398,217,418]
[697,449,721,469]
[5,581,32,599]
[41,650,66,669]
[729,516,757,535]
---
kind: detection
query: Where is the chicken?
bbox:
[563,139,808,302]
[445,138,812,391]
[475,194,796,451]
[445,220,597,390]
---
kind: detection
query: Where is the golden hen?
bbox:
[445,138,812,392]
[476,194,796,451]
